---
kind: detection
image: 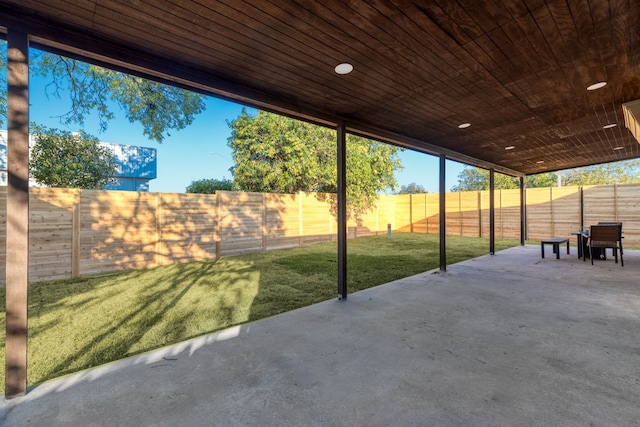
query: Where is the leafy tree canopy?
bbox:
[452,160,640,192]
[451,166,557,191]
[30,125,117,189]
[0,46,206,143]
[227,109,402,216]
[186,178,234,194]
[561,160,640,186]
[398,182,427,194]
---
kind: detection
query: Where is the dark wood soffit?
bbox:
[0,10,522,176]
[0,13,342,127]
[1,0,640,177]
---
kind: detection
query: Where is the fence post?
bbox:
[409,194,414,233]
[425,193,430,234]
[477,191,482,237]
[72,199,80,277]
[298,191,304,245]
[458,192,462,236]
[215,191,221,258]
[550,187,555,236]
[262,193,268,251]
[154,193,162,266]
[579,186,584,230]
[500,190,504,239]
[614,184,618,220]
[329,203,334,240]
[520,176,527,246]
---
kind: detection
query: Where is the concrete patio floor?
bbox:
[1,244,639,426]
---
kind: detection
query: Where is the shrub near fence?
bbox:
[1,184,639,285]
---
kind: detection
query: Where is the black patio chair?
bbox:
[586,224,623,266]
[598,222,623,258]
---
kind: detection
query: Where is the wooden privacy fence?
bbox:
[1,184,639,284]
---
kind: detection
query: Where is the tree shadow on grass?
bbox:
[23,257,261,385]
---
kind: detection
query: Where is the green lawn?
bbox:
[0,233,523,390]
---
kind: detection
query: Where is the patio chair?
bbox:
[598,222,623,258]
[586,224,623,266]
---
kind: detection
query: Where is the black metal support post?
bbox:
[337,125,347,300]
[489,168,495,255]
[439,154,446,271]
[580,186,584,231]
[520,176,526,246]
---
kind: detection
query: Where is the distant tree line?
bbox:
[451,161,640,192]
[186,178,234,194]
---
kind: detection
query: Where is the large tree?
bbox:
[451,166,557,191]
[228,109,402,216]
[0,46,206,143]
[30,125,118,189]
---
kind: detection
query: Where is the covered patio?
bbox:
[2,0,640,403]
[1,245,638,425]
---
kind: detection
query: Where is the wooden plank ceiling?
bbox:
[1,0,639,176]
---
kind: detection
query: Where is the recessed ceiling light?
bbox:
[334,63,354,75]
[613,146,624,150]
[603,123,617,129]
[458,123,471,129]
[587,81,607,91]
[505,145,515,150]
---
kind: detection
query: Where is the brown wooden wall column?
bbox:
[439,154,446,271]
[489,168,495,255]
[337,125,347,300]
[5,28,30,398]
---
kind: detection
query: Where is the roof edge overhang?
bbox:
[346,124,523,177]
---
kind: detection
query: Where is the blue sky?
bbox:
[27,64,466,194]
